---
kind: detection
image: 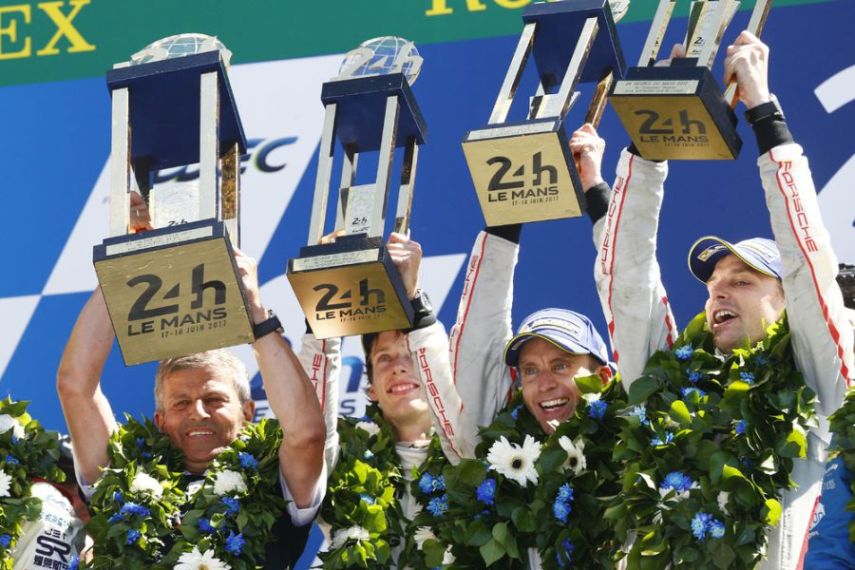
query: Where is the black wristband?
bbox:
[586,182,612,224]
[253,311,284,340]
[485,223,523,244]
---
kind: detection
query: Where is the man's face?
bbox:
[518,338,602,434]
[366,331,430,427]
[705,254,785,353]
[154,366,254,474]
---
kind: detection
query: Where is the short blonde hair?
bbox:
[154,349,250,411]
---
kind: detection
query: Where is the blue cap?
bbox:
[504,308,609,367]
[688,236,782,283]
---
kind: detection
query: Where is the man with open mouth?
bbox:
[593,32,854,569]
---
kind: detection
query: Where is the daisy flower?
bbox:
[174,546,231,570]
[486,435,541,487]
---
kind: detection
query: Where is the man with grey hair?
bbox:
[57,248,325,568]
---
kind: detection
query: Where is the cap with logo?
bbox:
[504,308,609,367]
[688,236,782,283]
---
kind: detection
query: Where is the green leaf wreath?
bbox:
[320,405,403,569]
[609,312,816,569]
[0,397,65,569]
[84,416,285,570]
[828,386,855,542]
[425,375,626,569]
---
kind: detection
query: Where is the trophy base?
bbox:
[286,235,414,339]
[93,220,254,366]
[462,119,586,226]
[609,63,742,160]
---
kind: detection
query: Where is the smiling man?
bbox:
[56,248,325,568]
[594,33,854,569]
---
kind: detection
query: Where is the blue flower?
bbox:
[686,369,703,383]
[108,513,123,524]
[4,455,19,466]
[556,483,574,503]
[360,494,375,505]
[0,534,10,548]
[510,405,523,420]
[68,556,79,570]
[588,399,607,420]
[135,437,145,449]
[709,518,726,539]
[476,478,497,506]
[681,387,706,399]
[363,450,374,460]
[735,420,747,435]
[126,529,141,545]
[739,371,755,384]
[627,405,648,425]
[113,490,124,504]
[753,354,768,366]
[426,495,448,517]
[651,432,674,446]
[119,502,150,518]
[661,471,694,493]
[675,345,693,361]
[198,518,215,533]
[418,473,446,494]
[225,531,246,556]
[238,452,259,470]
[556,538,574,568]
[691,512,714,540]
[221,496,240,515]
[552,499,571,523]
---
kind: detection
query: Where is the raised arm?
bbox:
[726,31,854,416]
[297,330,341,471]
[235,249,325,509]
[593,146,678,389]
[56,287,119,487]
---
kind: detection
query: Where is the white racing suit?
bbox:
[298,319,470,567]
[593,144,854,570]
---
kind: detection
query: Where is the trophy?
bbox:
[93,34,253,365]
[609,0,773,160]
[286,37,427,339]
[462,0,627,226]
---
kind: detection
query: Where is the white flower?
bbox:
[0,470,11,498]
[558,436,587,476]
[717,491,730,513]
[442,547,455,565]
[212,469,247,496]
[582,392,601,403]
[413,526,436,550]
[174,546,231,570]
[0,415,25,440]
[657,482,698,502]
[331,525,370,549]
[130,472,163,498]
[486,435,541,487]
[355,421,380,437]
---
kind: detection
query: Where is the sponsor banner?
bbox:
[0,0,840,87]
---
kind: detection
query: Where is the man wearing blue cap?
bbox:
[447,121,613,449]
[593,32,853,569]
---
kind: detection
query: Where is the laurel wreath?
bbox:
[609,312,816,569]
[0,398,65,570]
[828,385,855,543]
[83,416,285,569]
[419,378,626,569]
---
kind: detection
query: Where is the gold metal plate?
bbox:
[288,260,411,339]
[462,131,583,226]
[95,237,253,365]
[610,94,737,160]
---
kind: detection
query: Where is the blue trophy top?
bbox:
[106,49,247,170]
[523,0,626,87]
[320,72,428,152]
